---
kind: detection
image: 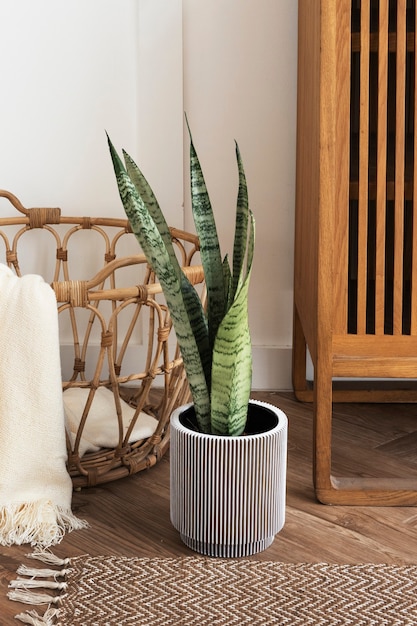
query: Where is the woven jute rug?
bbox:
[8,554,417,625]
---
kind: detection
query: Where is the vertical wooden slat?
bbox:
[333,0,351,334]
[357,0,370,334]
[375,0,389,334]
[394,0,407,334]
[314,0,338,491]
[412,2,417,334]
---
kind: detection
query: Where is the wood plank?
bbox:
[357,0,370,334]
[393,0,407,335]
[412,3,417,334]
[293,0,321,354]
[333,0,351,334]
[375,0,389,334]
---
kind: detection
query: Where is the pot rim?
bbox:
[170,398,288,440]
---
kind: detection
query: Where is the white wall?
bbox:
[0,1,298,390]
[0,0,183,221]
[182,0,298,389]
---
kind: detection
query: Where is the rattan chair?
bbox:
[0,189,204,488]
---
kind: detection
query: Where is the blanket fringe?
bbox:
[0,501,88,548]
[8,550,72,625]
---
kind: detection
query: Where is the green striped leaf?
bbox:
[222,254,232,310]
[179,271,211,387]
[210,211,255,435]
[210,298,252,436]
[108,136,211,432]
[123,150,180,279]
[122,147,211,389]
[231,142,249,301]
[187,122,227,351]
[108,127,255,437]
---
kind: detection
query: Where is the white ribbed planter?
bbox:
[170,400,288,558]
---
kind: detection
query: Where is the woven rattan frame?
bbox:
[0,190,204,488]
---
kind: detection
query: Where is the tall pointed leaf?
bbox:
[187,123,226,350]
[231,142,249,300]
[210,211,255,435]
[108,125,255,437]
[123,150,180,278]
[108,136,211,432]
[123,147,211,388]
[210,291,252,436]
[179,271,211,388]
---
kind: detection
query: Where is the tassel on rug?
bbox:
[8,550,74,625]
[13,608,60,626]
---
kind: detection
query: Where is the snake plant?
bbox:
[108,125,255,436]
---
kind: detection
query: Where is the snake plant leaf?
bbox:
[122,148,211,388]
[231,142,249,301]
[109,127,255,437]
[222,254,234,312]
[123,150,180,278]
[210,210,255,436]
[179,271,211,388]
[187,123,227,351]
[108,135,211,432]
[210,302,252,436]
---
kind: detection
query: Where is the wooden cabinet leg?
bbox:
[292,304,312,401]
[313,362,334,502]
[313,363,417,506]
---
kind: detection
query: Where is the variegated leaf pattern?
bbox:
[123,148,211,390]
[108,136,211,432]
[211,210,255,435]
[231,142,249,301]
[123,150,179,277]
[187,123,227,352]
[108,127,255,437]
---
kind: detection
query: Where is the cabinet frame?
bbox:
[294,0,417,505]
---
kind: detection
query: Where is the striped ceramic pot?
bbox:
[170,399,288,558]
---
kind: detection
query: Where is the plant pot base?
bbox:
[180,533,275,558]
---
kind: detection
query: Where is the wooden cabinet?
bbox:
[294,0,417,504]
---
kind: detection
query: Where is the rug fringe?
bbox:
[9,579,67,591]
[8,588,62,605]
[14,608,59,625]
[26,549,72,567]
[17,565,71,579]
[8,551,71,624]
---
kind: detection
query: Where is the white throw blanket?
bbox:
[0,264,87,547]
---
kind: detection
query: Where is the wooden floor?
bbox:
[2,390,417,623]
